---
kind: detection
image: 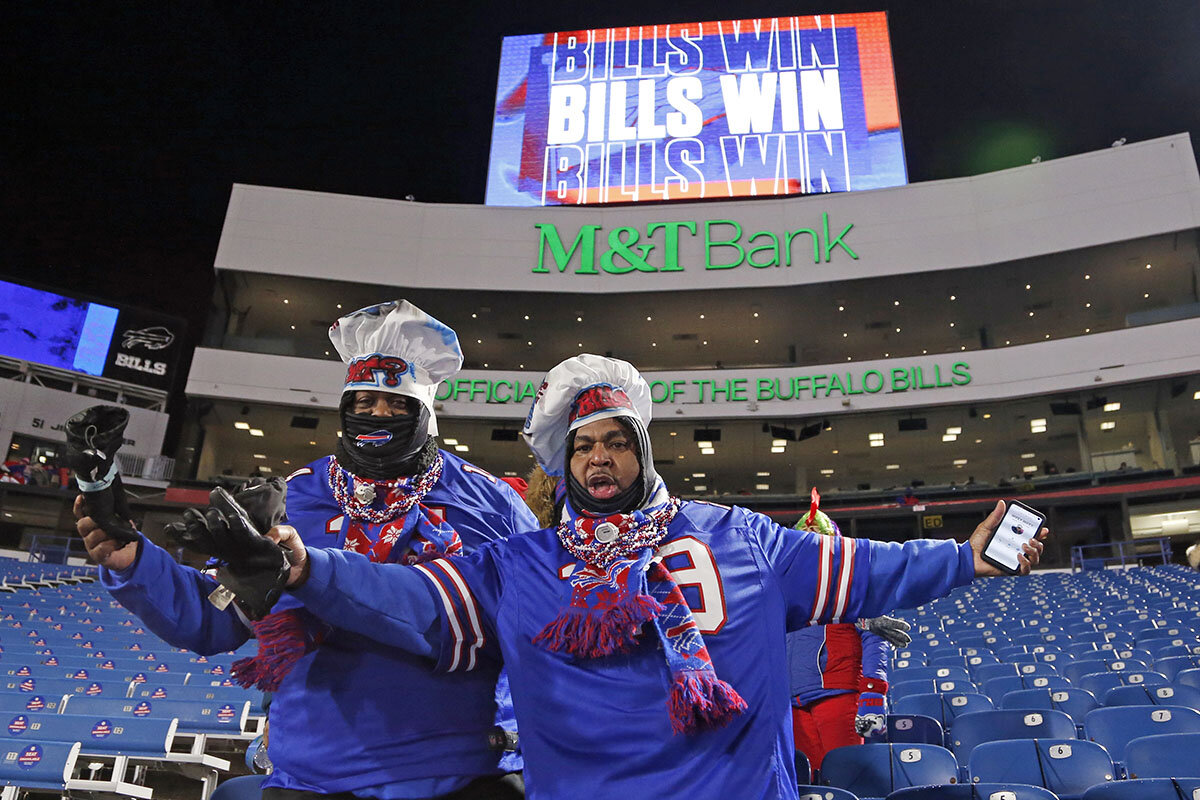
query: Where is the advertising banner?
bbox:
[486,13,906,206]
[0,278,183,391]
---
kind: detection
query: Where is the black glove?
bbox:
[857,615,912,648]
[63,405,138,544]
[164,480,290,620]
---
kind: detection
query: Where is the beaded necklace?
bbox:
[327,452,443,523]
[556,496,681,568]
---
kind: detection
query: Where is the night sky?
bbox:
[6,0,1200,359]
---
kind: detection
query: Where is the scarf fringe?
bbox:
[667,670,749,735]
[532,593,665,658]
[231,609,323,692]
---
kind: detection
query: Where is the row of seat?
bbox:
[798,779,1200,800]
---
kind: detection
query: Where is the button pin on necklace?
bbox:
[594,521,619,544]
[354,481,376,504]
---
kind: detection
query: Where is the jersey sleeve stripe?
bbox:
[830,537,857,623]
[413,563,466,672]
[427,559,485,671]
[809,534,833,625]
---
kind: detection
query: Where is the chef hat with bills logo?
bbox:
[523,354,652,477]
[329,300,463,436]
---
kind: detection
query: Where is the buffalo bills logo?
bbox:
[23,697,44,712]
[18,679,35,692]
[150,688,167,699]
[70,633,82,640]
[71,670,88,680]
[129,643,142,651]
[219,678,234,687]
[346,354,409,389]
[17,744,41,769]
[8,716,28,734]
[51,624,62,631]
[195,656,208,664]
[90,720,112,738]
[15,667,30,677]
[354,430,393,448]
[133,702,152,717]
[216,704,236,724]
[153,665,168,673]
[131,673,147,684]
[210,666,224,675]
[569,384,634,424]
[43,657,57,666]
[85,683,103,696]
[142,654,156,661]
[100,661,115,670]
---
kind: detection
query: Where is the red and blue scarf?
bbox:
[233,455,461,691]
[534,494,746,735]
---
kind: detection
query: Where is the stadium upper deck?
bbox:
[178,135,1200,518]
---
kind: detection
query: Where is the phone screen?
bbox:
[983,501,1045,573]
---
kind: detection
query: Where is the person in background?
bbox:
[787,491,901,772]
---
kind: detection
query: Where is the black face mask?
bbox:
[336,396,431,480]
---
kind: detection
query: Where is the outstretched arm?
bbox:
[273,527,443,659]
[77,498,250,655]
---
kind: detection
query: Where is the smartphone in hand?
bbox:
[981,500,1046,575]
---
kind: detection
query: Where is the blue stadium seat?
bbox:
[0,676,131,698]
[796,748,812,784]
[0,712,175,758]
[1123,732,1200,779]
[892,667,973,684]
[865,715,946,748]
[1080,778,1200,800]
[891,680,977,701]
[887,783,1059,800]
[822,743,959,800]
[1103,683,1200,711]
[893,694,993,733]
[0,691,69,716]
[983,675,1069,701]
[949,709,1076,763]
[1154,656,1200,680]
[998,687,1099,732]
[1177,668,1200,690]
[1084,705,1200,773]
[967,739,1115,799]
[60,695,251,736]
[1065,660,1150,684]
[894,658,929,670]
[975,664,1022,684]
[798,786,860,800]
[0,740,81,796]
[1086,671,1169,696]
[1145,639,1200,660]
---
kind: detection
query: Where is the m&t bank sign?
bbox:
[533,213,857,274]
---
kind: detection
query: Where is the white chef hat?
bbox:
[329,300,462,436]
[522,354,652,477]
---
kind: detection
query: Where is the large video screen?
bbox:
[0,279,119,376]
[0,278,183,390]
[486,13,906,206]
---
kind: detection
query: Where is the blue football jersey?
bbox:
[296,499,974,800]
[106,450,538,796]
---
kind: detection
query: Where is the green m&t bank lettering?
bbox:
[533,213,856,275]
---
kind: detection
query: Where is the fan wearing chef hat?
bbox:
[254,353,1046,800]
[83,300,535,800]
